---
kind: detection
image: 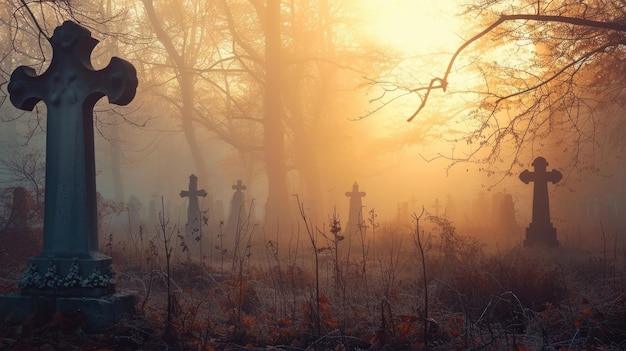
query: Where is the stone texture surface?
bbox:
[0,291,137,331]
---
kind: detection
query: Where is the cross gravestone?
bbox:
[345,182,366,236]
[226,179,247,238]
[180,174,207,258]
[519,156,562,247]
[1,21,137,329]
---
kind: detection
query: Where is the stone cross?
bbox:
[7,21,137,296]
[9,21,137,257]
[226,179,247,238]
[345,182,366,236]
[519,156,562,247]
[180,174,207,252]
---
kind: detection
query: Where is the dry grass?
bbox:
[1,218,625,350]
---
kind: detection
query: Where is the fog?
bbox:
[1,0,625,254]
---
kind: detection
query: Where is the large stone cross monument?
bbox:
[519,156,562,247]
[345,182,366,236]
[2,21,137,329]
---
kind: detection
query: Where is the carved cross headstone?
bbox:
[226,180,247,238]
[8,21,137,296]
[180,174,207,257]
[519,156,562,247]
[345,182,366,236]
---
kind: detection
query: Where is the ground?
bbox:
[1,222,625,350]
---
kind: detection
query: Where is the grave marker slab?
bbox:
[519,156,561,247]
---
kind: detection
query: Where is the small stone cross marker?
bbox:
[519,156,562,247]
[345,182,366,235]
[226,179,247,238]
[180,174,207,240]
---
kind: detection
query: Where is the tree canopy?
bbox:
[402,0,626,179]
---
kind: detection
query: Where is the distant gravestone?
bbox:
[345,182,366,236]
[1,20,137,329]
[519,156,562,247]
[6,187,31,231]
[226,179,247,237]
[180,174,207,258]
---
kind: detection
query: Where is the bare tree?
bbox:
[376,0,626,177]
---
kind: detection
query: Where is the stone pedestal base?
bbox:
[524,223,559,247]
[0,291,137,331]
[19,255,115,297]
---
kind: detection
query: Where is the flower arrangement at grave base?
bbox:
[17,259,115,290]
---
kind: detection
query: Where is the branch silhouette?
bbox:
[407,13,626,122]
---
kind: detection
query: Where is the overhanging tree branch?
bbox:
[408,13,626,122]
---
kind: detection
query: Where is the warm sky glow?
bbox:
[360,0,464,55]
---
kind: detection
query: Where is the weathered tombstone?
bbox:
[345,182,366,236]
[519,156,562,247]
[6,187,31,231]
[0,21,137,329]
[226,179,247,238]
[180,174,207,258]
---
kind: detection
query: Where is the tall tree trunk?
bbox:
[180,70,210,189]
[141,0,211,193]
[263,0,291,230]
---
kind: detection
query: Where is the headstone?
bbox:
[519,156,562,247]
[1,20,137,330]
[180,174,207,258]
[226,179,247,238]
[6,187,31,231]
[345,182,366,236]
